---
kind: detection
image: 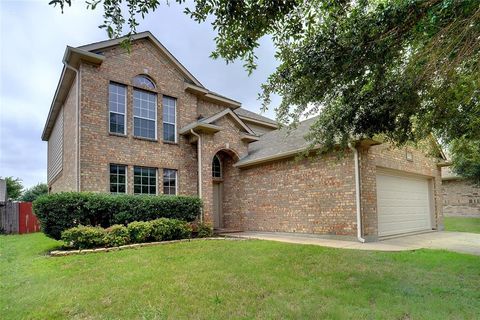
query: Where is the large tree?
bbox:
[50,0,480,182]
[20,183,49,202]
[1,177,24,200]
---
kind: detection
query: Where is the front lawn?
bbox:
[1,233,479,319]
[444,216,480,234]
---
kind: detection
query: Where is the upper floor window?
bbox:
[110,164,126,194]
[133,75,155,90]
[108,83,126,134]
[163,96,176,142]
[134,166,157,195]
[212,155,222,178]
[133,89,157,139]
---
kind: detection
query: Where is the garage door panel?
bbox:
[378,213,431,223]
[378,199,429,208]
[376,171,432,237]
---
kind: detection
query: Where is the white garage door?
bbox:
[376,170,432,237]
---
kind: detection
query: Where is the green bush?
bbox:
[195,223,214,238]
[127,221,152,243]
[150,218,192,241]
[61,218,194,249]
[33,192,202,239]
[103,225,130,247]
[61,226,106,249]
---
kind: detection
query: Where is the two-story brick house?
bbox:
[43,32,446,241]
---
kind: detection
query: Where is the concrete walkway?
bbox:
[224,231,480,256]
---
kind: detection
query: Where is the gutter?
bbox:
[190,129,203,223]
[63,61,80,192]
[348,143,365,243]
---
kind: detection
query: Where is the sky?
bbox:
[0,0,280,189]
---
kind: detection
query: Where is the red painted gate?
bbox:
[18,202,40,234]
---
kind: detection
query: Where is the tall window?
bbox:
[163,96,176,142]
[133,89,157,139]
[134,166,157,195]
[109,83,126,134]
[163,169,177,195]
[110,164,126,194]
[212,155,222,178]
[133,75,155,90]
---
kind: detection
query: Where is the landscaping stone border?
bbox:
[49,237,246,256]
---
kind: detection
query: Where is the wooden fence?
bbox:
[0,201,40,234]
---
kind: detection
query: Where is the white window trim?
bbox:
[110,164,128,194]
[163,96,177,143]
[133,75,156,90]
[163,168,178,195]
[133,166,158,195]
[133,88,157,140]
[108,83,127,135]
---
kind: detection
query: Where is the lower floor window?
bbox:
[110,164,126,194]
[163,169,177,195]
[134,166,157,195]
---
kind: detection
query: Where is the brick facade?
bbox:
[46,33,444,241]
[443,179,480,217]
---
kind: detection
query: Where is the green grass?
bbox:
[1,234,479,319]
[444,217,480,234]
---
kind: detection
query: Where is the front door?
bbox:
[213,182,223,229]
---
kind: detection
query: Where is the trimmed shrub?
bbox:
[196,223,214,238]
[61,226,106,249]
[150,218,192,241]
[103,225,130,247]
[33,192,202,239]
[127,221,152,243]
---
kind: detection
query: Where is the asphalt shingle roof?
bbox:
[236,117,317,166]
[234,108,277,126]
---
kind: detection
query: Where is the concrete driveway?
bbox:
[225,231,480,256]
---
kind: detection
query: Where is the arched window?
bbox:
[133,75,156,90]
[212,155,222,178]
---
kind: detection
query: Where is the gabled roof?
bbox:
[199,108,255,135]
[234,108,278,128]
[180,108,256,137]
[79,31,204,87]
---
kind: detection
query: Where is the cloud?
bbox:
[0,1,279,188]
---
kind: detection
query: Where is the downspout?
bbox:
[348,142,366,243]
[63,62,81,192]
[190,129,203,223]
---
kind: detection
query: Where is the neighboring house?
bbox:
[42,31,447,242]
[442,168,480,217]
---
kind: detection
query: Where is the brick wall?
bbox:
[235,151,358,236]
[443,179,480,217]
[75,39,231,196]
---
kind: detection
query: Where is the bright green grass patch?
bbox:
[1,233,479,319]
[444,217,480,234]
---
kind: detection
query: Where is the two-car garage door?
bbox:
[376,170,432,237]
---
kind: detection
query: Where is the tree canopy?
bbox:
[2,177,24,200]
[50,0,480,182]
[20,183,49,202]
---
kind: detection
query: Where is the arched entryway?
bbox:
[211,149,239,230]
